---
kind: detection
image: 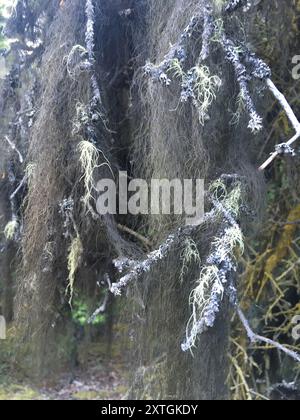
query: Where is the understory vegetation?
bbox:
[0,0,300,400]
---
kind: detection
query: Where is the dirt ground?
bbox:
[0,337,129,400]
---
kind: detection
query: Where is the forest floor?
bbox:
[0,338,129,400]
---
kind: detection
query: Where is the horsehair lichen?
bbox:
[12,0,97,377]
[67,235,83,305]
[143,8,202,85]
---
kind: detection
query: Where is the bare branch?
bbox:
[259,79,300,171]
[88,293,109,324]
[10,175,27,201]
[4,136,24,164]
[237,308,300,363]
[88,274,111,324]
[266,79,300,133]
[117,224,153,250]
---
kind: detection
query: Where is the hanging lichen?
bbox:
[67,236,83,305]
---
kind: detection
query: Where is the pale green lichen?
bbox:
[4,220,19,240]
[180,237,201,283]
[67,236,83,305]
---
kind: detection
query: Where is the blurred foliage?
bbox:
[71,298,106,327]
[0,1,13,50]
[0,6,7,50]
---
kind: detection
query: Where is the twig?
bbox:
[266,79,300,132]
[4,136,24,164]
[117,224,153,250]
[279,220,300,226]
[259,79,300,171]
[237,308,300,363]
[10,174,27,201]
[88,274,111,323]
[88,293,109,324]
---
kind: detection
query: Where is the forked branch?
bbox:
[259,79,300,171]
[238,308,300,363]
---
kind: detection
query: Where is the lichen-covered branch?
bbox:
[111,229,190,296]
[225,0,249,14]
[110,208,218,296]
[181,184,243,351]
[198,5,214,62]
[220,36,271,133]
[85,0,102,109]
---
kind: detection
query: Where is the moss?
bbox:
[0,385,42,400]
[264,203,300,276]
[72,385,128,400]
[72,390,100,400]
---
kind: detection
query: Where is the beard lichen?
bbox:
[181,65,222,125]
[66,235,83,305]
[4,220,19,241]
[77,140,110,212]
[180,237,201,284]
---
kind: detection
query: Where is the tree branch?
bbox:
[259,79,300,171]
[4,136,24,164]
[117,224,153,250]
[88,274,111,324]
[110,208,218,296]
[10,174,27,201]
[237,308,300,363]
